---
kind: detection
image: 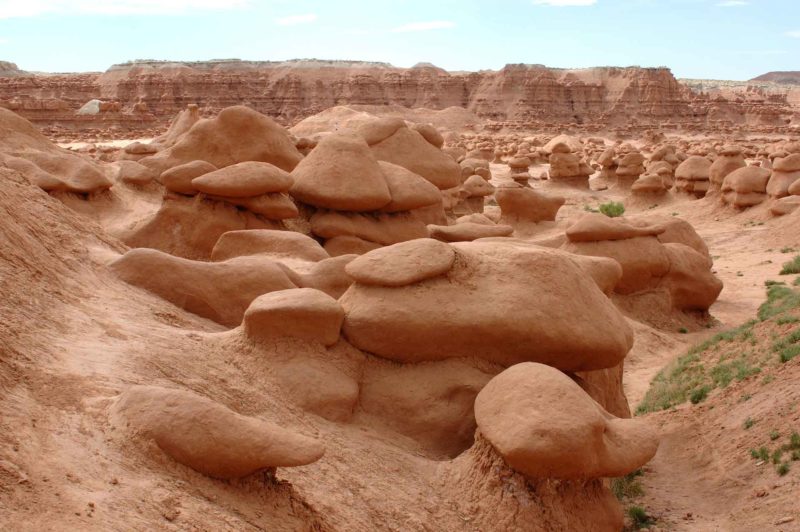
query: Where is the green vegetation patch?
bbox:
[599,201,625,218]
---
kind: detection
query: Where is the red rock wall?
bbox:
[0,60,796,137]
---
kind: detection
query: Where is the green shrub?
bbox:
[743,417,755,429]
[627,506,655,529]
[780,345,800,363]
[758,286,800,321]
[770,430,781,441]
[690,386,710,404]
[611,469,644,500]
[772,449,783,463]
[599,201,625,218]
[753,446,770,461]
[780,255,800,275]
[777,462,790,476]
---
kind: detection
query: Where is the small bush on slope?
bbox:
[599,201,625,218]
[637,286,800,414]
[779,255,800,275]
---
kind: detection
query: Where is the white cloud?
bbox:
[391,21,455,33]
[0,38,7,44]
[716,1,748,6]
[786,30,800,38]
[275,13,317,26]
[0,0,249,18]
[532,0,597,6]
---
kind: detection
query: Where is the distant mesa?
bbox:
[750,71,800,85]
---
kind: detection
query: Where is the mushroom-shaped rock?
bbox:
[709,145,746,189]
[211,230,329,262]
[659,243,723,311]
[615,152,646,185]
[631,173,668,196]
[378,161,442,212]
[310,210,428,246]
[365,123,461,190]
[767,154,800,199]
[462,174,495,197]
[566,213,665,243]
[428,222,514,242]
[460,174,495,213]
[495,185,565,225]
[345,238,455,287]
[290,134,391,211]
[160,160,217,195]
[124,141,158,156]
[625,214,709,257]
[110,248,297,327]
[474,363,658,479]
[111,385,324,479]
[242,288,344,346]
[411,123,444,148]
[721,166,771,208]
[674,156,711,197]
[340,241,634,371]
[138,106,303,174]
[357,117,406,145]
[771,195,800,216]
[548,147,592,186]
[205,192,298,220]
[11,151,112,194]
[561,234,672,295]
[115,160,156,185]
[192,161,293,198]
[543,134,583,154]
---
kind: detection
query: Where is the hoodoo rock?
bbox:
[721,166,771,208]
[674,156,711,198]
[242,288,344,346]
[290,133,391,211]
[767,154,800,199]
[0,108,112,194]
[211,229,330,263]
[160,160,218,195]
[109,248,297,326]
[340,240,633,372]
[111,385,324,479]
[192,161,293,198]
[139,105,303,174]
[495,185,565,226]
[344,238,455,287]
[360,118,461,190]
[474,363,658,479]
[709,145,746,190]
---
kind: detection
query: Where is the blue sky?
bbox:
[0,0,798,80]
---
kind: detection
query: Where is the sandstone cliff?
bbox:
[0,59,796,138]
